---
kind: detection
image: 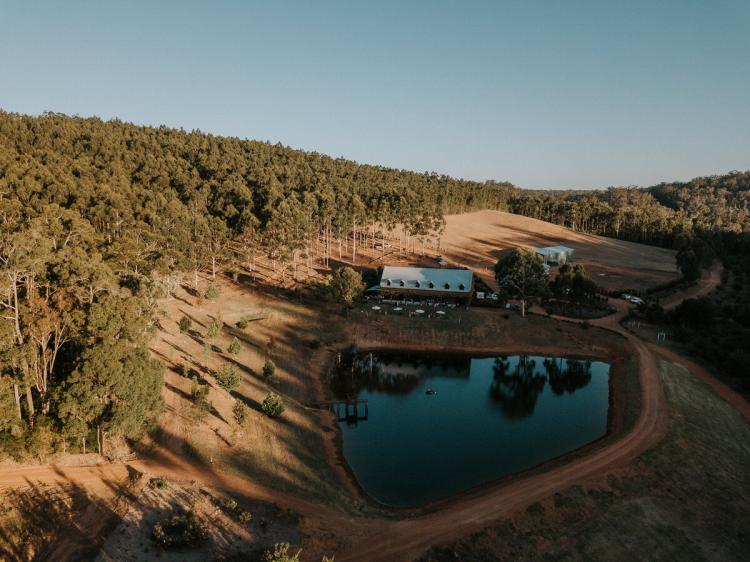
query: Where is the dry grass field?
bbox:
[241,210,678,295]
[438,210,679,292]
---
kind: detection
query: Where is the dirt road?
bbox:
[659,261,723,310]
[0,263,739,562]
[339,262,732,560]
[0,464,133,493]
[335,299,668,561]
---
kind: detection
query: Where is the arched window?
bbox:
[415,281,421,288]
[399,280,405,287]
[428,282,435,289]
[444,283,451,290]
[459,283,465,290]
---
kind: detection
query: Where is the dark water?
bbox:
[332,353,610,507]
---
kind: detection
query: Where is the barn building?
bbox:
[535,245,576,265]
[378,266,474,305]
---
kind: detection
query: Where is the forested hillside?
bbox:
[509,174,750,245]
[1,110,748,458]
[0,111,514,459]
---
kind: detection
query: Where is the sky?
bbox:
[1,0,749,189]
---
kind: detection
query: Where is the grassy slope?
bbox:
[421,360,750,561]
[151,278,353,510]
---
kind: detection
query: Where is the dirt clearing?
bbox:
[439,210,679,292]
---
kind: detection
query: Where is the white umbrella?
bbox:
[371,306,381,311]
[436,310,446,315]
[415,309,425,314]
[393,307,403,312]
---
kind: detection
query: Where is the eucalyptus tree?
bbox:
[494,249,548,317]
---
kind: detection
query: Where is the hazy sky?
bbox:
[1,1,749,189]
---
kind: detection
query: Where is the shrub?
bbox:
[222,497,238,511]
[526,502,544,516]
[204,285,220,300]
[215,364,241,391]
[236,318,249,329]
[148,477,168,490]
[178,315,191,333]
[262,359,276,379]
[152,510,208,549]
[263,543,301,562]
[307,337,321,349]
[239,511,252,524]
[206,323,219,339]
[233,401,248,426]
[191,378,211,421]
[228,337,241,355]
[261,392,285,418]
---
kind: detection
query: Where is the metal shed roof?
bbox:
[535,245,575,256]
[379,266,473,293]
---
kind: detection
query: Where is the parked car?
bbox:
[620,293,644,305]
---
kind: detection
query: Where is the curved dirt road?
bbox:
[343,264,731,561]
[659,261,723,310]
[0,264,738,562]
[336,300,668,561]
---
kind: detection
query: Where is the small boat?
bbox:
[425,388,436,395]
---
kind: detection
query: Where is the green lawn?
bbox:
[421,359,750,561]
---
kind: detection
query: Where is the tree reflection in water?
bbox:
[330,352,470,398]
[545,358,592,395]
[332,352,596,420]
[489,356,546,419]
[489,356,594,419]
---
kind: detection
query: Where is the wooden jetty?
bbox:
[308,399,369,424]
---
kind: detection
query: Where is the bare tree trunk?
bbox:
[13,383,21,421]
[25,385,34,426]
[352,222,357,264]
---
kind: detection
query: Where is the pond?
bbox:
[331,352,610,507]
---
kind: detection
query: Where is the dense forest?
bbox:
[1,111,748,458]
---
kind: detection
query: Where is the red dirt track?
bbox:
[0,262,743,562]
[335,300,668,561]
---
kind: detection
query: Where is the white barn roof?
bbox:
[379,266,473,293]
